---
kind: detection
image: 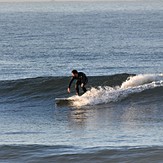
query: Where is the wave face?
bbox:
[0,74,162,106]
[0,73,130,101]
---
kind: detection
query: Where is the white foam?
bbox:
[121,74,163,89]
[69,74,163,107]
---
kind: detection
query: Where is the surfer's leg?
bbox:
[75,81,80,95]
[81,83,87,93]
[81,78,88,93]
[82,86,87,93]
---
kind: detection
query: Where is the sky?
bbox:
[0,0,150,2]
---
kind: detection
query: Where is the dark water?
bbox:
[0,1,163,162]
[0,145,163,163]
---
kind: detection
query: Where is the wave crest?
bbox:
[121,74,163,89]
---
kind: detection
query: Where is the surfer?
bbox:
[67,70,88,96]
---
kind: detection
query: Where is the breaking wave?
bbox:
[68,74,163,107]
[0,73,162,107]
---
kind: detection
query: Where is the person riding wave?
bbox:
[67,70,88,96]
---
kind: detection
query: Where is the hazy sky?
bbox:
[0,0,149,2]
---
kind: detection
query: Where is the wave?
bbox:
[0,73,162,106]
[68,74,163,107]
[0,145,163,163]
[0,76,69,103]
[0,73,131,101]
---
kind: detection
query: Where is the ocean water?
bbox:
[0,1,163,162]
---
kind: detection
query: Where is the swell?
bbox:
[0,145,163,163]
[0,73,162,105]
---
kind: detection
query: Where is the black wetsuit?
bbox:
[68,72,88,95]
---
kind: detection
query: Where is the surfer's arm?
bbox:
[67,87,70,93]
[68,77,74,88]
[68,77,74,93]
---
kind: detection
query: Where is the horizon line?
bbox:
[0,0,155,3]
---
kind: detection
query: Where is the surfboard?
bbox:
[55,97,75,105]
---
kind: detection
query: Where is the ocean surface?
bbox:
[0,1,163,162]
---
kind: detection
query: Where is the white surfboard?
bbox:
[55,97,75,105]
